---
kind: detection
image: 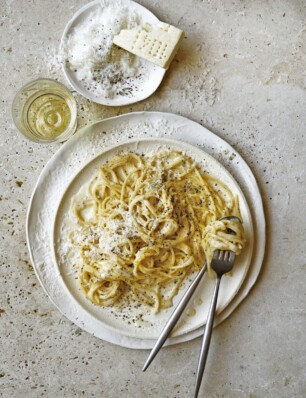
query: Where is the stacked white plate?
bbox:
[27,112,265,349]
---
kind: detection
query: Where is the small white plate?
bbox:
[60,0,166,106]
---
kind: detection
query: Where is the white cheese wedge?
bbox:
[113,22,184,69]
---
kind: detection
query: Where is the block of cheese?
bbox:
[113,22,184,69]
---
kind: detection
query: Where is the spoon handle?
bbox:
[194,275,221,398]
[143,264,207,372]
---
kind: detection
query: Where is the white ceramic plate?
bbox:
[52,138,254,339]
[27,111,265,349]
[60,0,166,106]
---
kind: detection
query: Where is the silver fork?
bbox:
[194,249,236,398]
[143,216,240,376]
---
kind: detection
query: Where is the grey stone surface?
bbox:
[1,0,306,397]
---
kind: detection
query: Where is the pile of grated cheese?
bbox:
[61,0,150,99]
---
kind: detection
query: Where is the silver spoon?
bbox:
[143,263,207,371]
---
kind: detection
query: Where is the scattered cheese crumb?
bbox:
[187,308,196,316]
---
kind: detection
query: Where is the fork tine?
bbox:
[213,250,220,260]
[229,251,235,262]
[213,250,235,263]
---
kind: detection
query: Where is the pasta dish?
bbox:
[68,150,245,313]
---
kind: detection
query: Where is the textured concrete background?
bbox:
[1,0,306,397]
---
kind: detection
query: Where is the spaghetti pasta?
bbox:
[68,150,245,312]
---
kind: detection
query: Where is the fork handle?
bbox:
[194,276,221,398]
[143,264,207,372]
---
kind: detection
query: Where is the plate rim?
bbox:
[60,0,166,106]
[51,136,254,339]
[26,111,266,349]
